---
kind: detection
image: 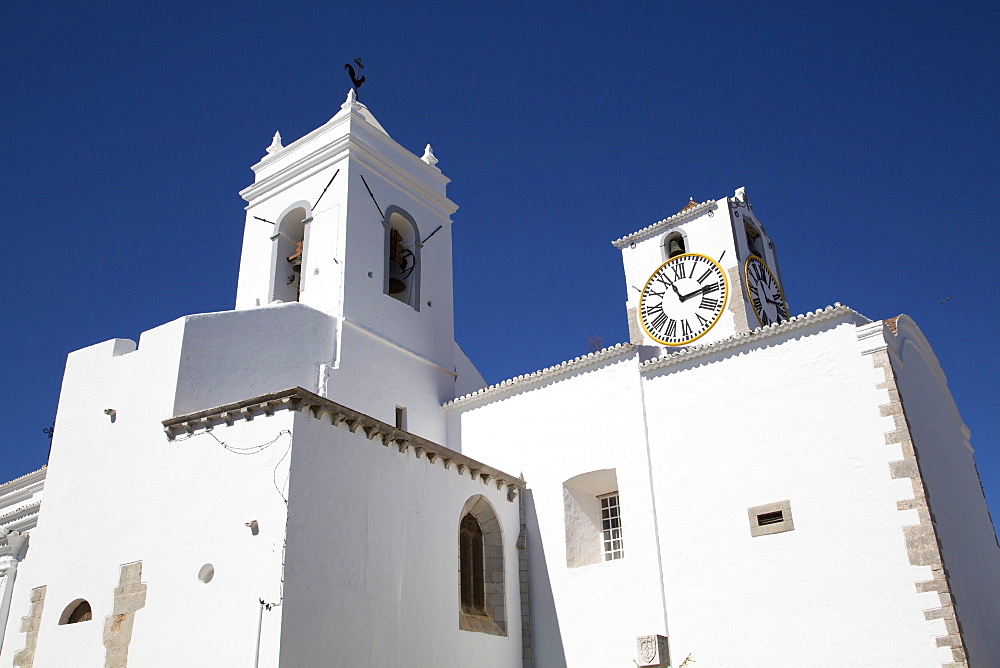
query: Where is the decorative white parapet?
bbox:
[266,131,284,155]
[421,144,439,168]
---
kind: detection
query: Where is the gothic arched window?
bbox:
[382,206,421,309]
[460,513,485,615]
[457,495,506,636]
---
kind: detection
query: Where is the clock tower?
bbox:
[614,187,789,348]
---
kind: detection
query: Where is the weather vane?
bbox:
[344,58,366,99]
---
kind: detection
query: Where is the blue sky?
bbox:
[2,2,998,524]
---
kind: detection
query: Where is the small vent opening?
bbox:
[757,510,784,526]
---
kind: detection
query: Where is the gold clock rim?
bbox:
[743,254,789,327]
[638,252,730,346]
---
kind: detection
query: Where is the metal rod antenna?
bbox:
[360,174,384,218]
[253,216,275,224]
[312,169,340,210]
[420,225,443,245]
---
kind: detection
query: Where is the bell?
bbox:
[668,238,685,258]
[287,240,304,272]
[388,259,407,294]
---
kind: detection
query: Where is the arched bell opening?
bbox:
[744,220,765,259]
[382,206,421,310]
[662,231,687,259]
[268,204,311,303]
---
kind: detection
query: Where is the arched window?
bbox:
[460,514,485,615]
[382,206,421,309]
[457,495,506,636]
[663,231,687,259]
[269,205,311,303]
[59,599,92,624]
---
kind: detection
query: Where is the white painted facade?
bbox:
[2,91,997,667]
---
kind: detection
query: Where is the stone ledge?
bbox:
[163,388,525,500]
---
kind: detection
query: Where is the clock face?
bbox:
[744,255,789,326]
[639,253,729,346]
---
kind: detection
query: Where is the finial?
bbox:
[342,88,359,110]
[421,144,439,167]
[266,131,283,155]
[734,186,747,203]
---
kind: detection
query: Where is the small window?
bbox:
[563,469,623,567]
[59,599,92,624]
[395,406,407,430]
[748,500,794,537]
[600,493,624,561]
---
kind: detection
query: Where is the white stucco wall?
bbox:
[0,333,292,667]
[452,349,668,668]
[278,410,523,667]
[451,310,979,666]
[173,302,338,415]
[639,315,951,666]
[888,316,1000,666]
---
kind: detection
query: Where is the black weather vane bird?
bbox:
[345,58,366,98]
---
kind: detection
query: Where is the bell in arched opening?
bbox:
[387,228,410,295]
[668,237,685,258]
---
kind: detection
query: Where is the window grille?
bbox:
[599,493,624,561]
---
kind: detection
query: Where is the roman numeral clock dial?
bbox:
[639,253,729,345]
[744,255,789,326]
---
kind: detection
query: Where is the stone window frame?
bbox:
[458,494,506,636]
[748,499,794,537]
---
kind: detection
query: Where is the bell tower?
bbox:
[615,187,789,349]
[234,90,459,366]
[230,91,471,441]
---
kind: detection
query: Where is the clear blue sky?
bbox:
[2,2,998,525]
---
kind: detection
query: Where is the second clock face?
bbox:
[639,253,729,346]
[744,255,789,326]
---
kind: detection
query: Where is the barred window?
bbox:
[600,493,624,561]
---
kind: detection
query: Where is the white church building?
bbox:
[1,91,998,667]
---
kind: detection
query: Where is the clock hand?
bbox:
[671,283,682,299]
[680,284,715,301]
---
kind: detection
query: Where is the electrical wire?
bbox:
[174,428,292,503]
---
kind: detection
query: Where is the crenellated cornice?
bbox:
[611,200,719,248]
[640,303,872,373]
[163,388,525,500]
[0,501,41,532]
[0,466,46,501]
[444,343,637,410]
